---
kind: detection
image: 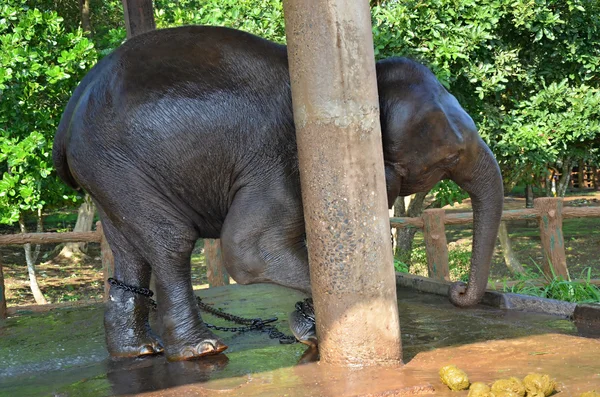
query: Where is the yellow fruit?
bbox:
[491,377,526,397]
[439,364,470,391]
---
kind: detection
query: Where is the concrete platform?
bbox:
[0,284,598,396]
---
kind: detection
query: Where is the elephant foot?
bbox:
[105,286,164,358]
[289,298,317,348]
[165,331,228,361]
[109,338,165,358]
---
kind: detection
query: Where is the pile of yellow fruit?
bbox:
[438,365,598,397]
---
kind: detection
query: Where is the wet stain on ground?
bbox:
[0,284,597,396]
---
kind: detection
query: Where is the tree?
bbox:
[0,0,97,302]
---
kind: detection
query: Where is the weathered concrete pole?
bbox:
[283,0,402,365]
[121,0,155,39]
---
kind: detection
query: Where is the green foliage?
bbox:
[3,0,600,223]
[393,257,409,273]
[398,244,471,282]
[371,0,600,193]
[90,0,287,56]
[430,180,469,208]
[499,81,600,176]
[154,0,286,42]
[0,0,96,224]
[448,246,471,282]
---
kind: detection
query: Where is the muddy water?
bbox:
[0,285,594,396]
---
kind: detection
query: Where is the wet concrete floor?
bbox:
[0,284,598,396]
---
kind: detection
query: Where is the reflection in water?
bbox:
[107,354,229,395]
[297,346,319,365]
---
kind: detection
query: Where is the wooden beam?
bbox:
[96,222,115,301]
[535,198,568,279]
[422,209,450,281]
[205,239,229,287]
[0,231,101,246]
[389,205,600,229]
[0,257,7,319]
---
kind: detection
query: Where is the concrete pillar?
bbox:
[283,0,402,365]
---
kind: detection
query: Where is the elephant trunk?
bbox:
[450,141,503,307]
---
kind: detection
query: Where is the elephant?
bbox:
[53,25,503,361]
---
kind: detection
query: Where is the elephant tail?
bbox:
[52,57,107,191]
[53,107,80,190]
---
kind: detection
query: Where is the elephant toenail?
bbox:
[139,345,155,355]
[198,342,216,354]
[181,347,196,358]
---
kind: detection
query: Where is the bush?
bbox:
[0,0,97,224]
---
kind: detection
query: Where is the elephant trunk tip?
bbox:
[448,281,484,308]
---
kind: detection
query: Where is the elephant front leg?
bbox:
[220,186,315,345]
[289,298,317,348]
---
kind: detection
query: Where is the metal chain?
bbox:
[108,277,297,344]
[295,298,315,322]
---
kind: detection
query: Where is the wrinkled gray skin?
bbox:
[53,26,503,361]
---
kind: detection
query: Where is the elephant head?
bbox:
[377,57,503,307]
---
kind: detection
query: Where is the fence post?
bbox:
[205,239,229,287]
[97,222,115,301]
[0,257,7,319]
[534,197,568,279]
[422,209,450,281]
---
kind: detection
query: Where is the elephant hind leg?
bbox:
[97,207,164,358]
[98,199,227,361]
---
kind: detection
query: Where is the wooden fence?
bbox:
[390,197,600,284]
[0,221,224,319]
[1,197,599,319]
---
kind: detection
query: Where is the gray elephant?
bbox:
[53,25,503,361]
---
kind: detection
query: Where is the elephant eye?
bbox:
[443,154,460,167]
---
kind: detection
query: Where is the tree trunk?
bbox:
[79,0,92,35]
[544,168,554,197]
[497,221,525,275]
[525,184,536,227]
[19,214,47,305]
[59,193,96,258]
[557,160,573,197]
[394,192,427,266]
[525,184,534,208]
[593,166,599,190]
[577,161,585,189]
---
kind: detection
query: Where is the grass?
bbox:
[500,263,600,304]
[396,240,600,304]
[394,243,471,283]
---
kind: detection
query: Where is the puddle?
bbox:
[0,284,595,396]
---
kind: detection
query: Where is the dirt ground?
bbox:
[1,190,599,307]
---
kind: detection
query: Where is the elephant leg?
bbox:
[97,208,164,358]
[92,185,227,361]
[111,206,227,361]
[151,231,228,361]
[220,186,311,293]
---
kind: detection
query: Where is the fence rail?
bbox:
[391,197,600,282]
[1,197,598,319]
